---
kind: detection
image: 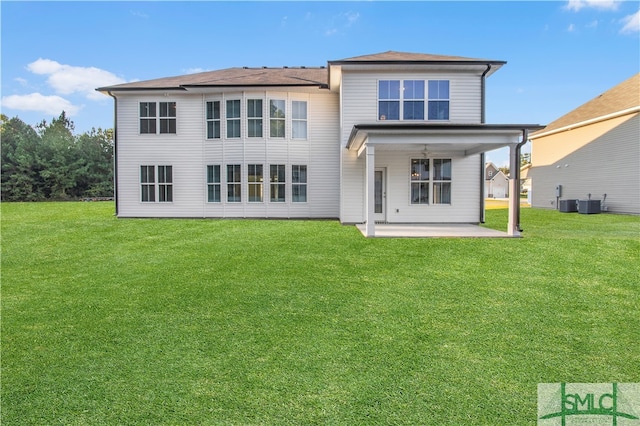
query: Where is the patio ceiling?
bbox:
[347,123,544,157]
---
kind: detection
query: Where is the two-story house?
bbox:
[98,51,542,236]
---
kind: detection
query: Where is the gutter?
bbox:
[107,91,119,216]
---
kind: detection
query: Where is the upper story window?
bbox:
[403,80,425,120]
[140,102,176,134]
[247,99,263,138]
[292,101,307,139]
[378,80,400,120]
[206,101,221,139]
[378,80,450,121]
[226,100,241,138]
[270,100,286,138]
[428,80,450,120]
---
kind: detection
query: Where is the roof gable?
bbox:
[533,73,640,136]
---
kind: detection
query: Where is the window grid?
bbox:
[247,164,263,202]
[227,164,241,202]
[207,165,221,202]
[140,102,157,134]
[206,101,221,139]
[157,165,173,202]
[140,165,155,202]
[270,100,286,138]
[247,99,263,138]
[410,159,429,204]
[292,101,308,139]
[226,100,241,138]
[270,165,286,202]
[432,159,452,204]
[428,80,450,120]
[159,102,176,134]
[292,165,307,203]
[378,80,450,121]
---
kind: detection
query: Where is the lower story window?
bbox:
[292,165,307,202]
[410,159,429,204]
[141,165,172,202]
[433,159,452,204]
[207,165,221,202]
[410,158,452,204]
[270,164,285,202]
[248,164,263,202]
[227,164,241,202]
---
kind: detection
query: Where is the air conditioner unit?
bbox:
[578,200,601,214]
[559,199,578,213]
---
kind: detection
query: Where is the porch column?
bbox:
[507,143,521,237]
[365,145,375,237]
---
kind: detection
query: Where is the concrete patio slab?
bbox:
[355,223,514,238]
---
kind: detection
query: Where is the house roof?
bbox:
[97,51,508,93]
[531,73,640,137]
[329,51,506,66]
[97,67,328,92]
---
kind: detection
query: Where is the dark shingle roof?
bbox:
[329,50,506,65]
[98,67,328,92]
[532,73,640,136]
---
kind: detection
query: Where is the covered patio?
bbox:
[347,123,543,238]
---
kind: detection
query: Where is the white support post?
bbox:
[365,145,376,237]
[507,143,521,237]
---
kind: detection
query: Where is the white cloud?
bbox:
[14,77,28,86]
[565,0,620,11]
[183,67,208,74]
[325,11,360,36]
[620,10,640,33]
[567,23,576,32]
[1,93,81,116]
[26,58,126,101]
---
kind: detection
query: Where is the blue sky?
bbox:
[1,1,639,166]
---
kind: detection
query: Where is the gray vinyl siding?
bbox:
[339,69,483,223]
[115,89,339,218]
[530,113,639,214]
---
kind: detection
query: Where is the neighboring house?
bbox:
[528,73,640,214]
[97,51,542,236]
[484,162,509,198]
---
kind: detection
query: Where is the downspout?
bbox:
[107,91,118,216]
[479,64,491,223]
[514,129,529,232]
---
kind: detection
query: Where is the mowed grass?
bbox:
[1,202,638,425]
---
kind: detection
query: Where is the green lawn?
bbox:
[2,202,638,425]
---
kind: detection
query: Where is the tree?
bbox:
[520,152,531,167]
[1,111,114,201]
[1,116,44,201]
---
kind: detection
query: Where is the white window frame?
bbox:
[292,165,307,203]
[270,164,286,202]
[226,99,241,139]
[206,165,221,203]
[269,99,286,138]
[227,164,241,202]
[292,100,308,139]
[427,80,450,121]
[206,100,221,139]
[141,165,172,203]
[247,164,264,203]
[432,159,452,204]
[410,159,430,204]
[140,165,155,202]
[247,99,263,138]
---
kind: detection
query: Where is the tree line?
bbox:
[1,112,114,201]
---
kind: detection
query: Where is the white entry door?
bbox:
[374,168,386,222]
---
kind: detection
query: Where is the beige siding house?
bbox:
[529,73,639,214]
[98,51,542,236]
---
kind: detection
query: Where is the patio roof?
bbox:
[346,123,544,157]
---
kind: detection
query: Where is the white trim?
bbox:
[530,106,640,139]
